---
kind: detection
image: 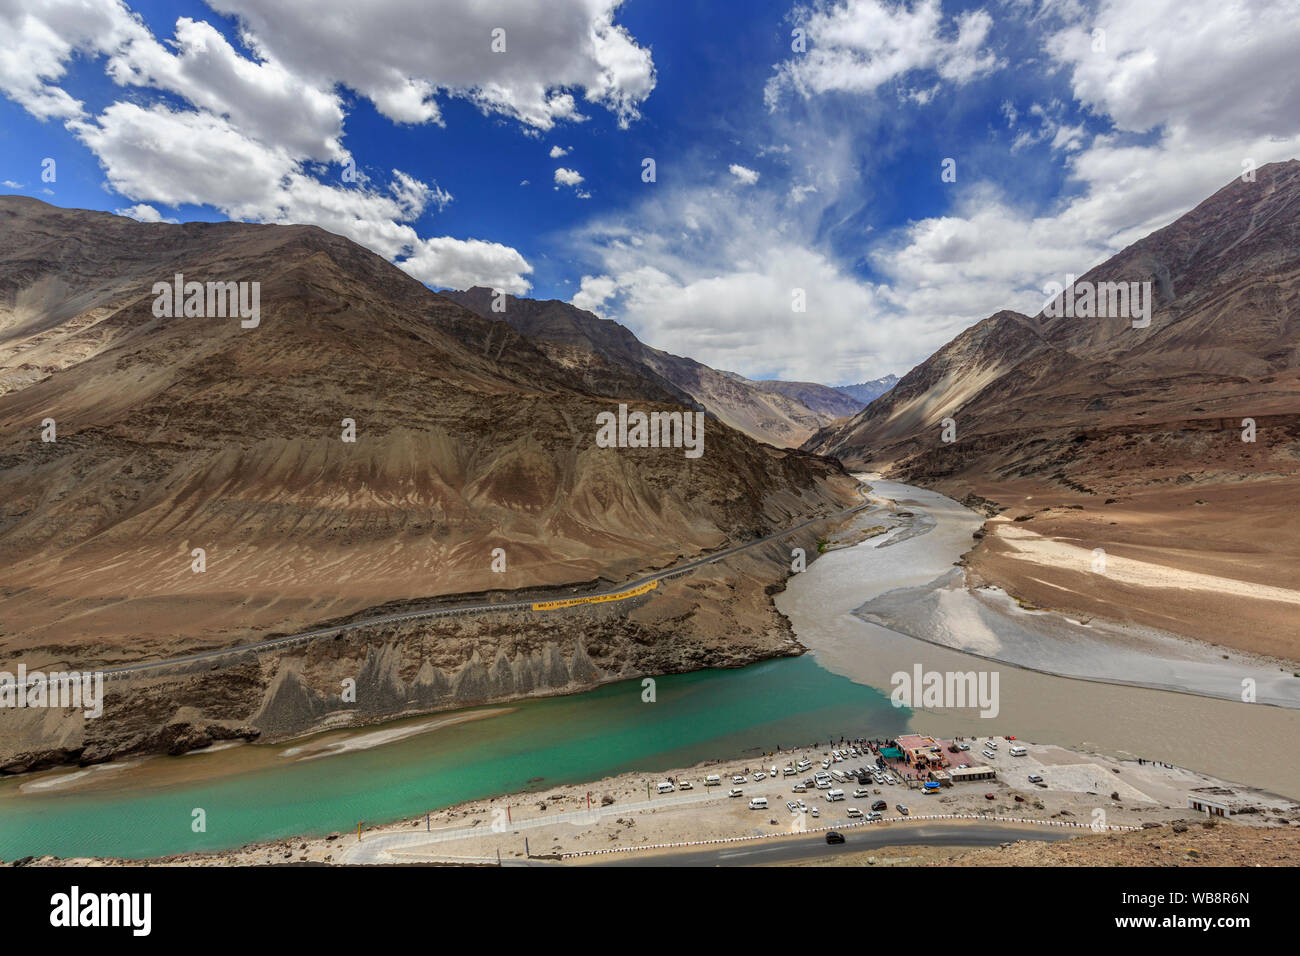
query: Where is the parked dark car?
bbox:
[871,800,887,812]
[826,831,846,845]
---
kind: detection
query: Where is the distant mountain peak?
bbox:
[803,162,1300,482]
[440,289,865,447]
[833,375,900,404]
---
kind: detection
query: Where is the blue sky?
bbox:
[2,0,1298,384]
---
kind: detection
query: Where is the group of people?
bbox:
[752,735,896,761]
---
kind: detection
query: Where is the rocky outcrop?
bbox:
[250,636,607,738]
[0,522,826,772]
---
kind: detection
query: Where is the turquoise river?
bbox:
[0,656,909,860]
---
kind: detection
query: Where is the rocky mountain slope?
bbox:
[804,162,1300,476]
[0,196,860,769]
[442,287,864,447]
[803,161,1300,656]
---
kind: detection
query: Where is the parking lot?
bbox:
[302,734,1297,864]
[699,742,912,828]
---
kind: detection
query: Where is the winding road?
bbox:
[339,803,1081,865]
[591,822,1080,867]
[97,483,876,681]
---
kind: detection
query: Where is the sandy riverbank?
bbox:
[278,708,517,760]
[780,478,1300,799]
[835,477,1299,705]
[962,477,1300,665]
[854,566,1300,707]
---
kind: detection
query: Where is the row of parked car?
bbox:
[797,762,896,792]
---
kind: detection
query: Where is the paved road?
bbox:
[97,485,876,680]
[342,790,722,864]
[592,823,1080,867]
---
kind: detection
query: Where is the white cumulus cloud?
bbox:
[554,167,585,187]
[765,0,1002,109]
[729,164,760,185]
[0,0,543,292]
[114,202,177,223]
[208,0,656,130]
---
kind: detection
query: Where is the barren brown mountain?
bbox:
[443,287,864,447]
[805,161,1300,659]
[0,197,858,770]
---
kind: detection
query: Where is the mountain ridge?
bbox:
[804,161,1300,472]
[802,160,1300,660]
[833,375,899,404]
[0,195,863,772]
[441,287,865,447]
[0,196,855,662]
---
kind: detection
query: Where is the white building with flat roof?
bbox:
[950,765,996,782]
[1187,796,1231,816]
